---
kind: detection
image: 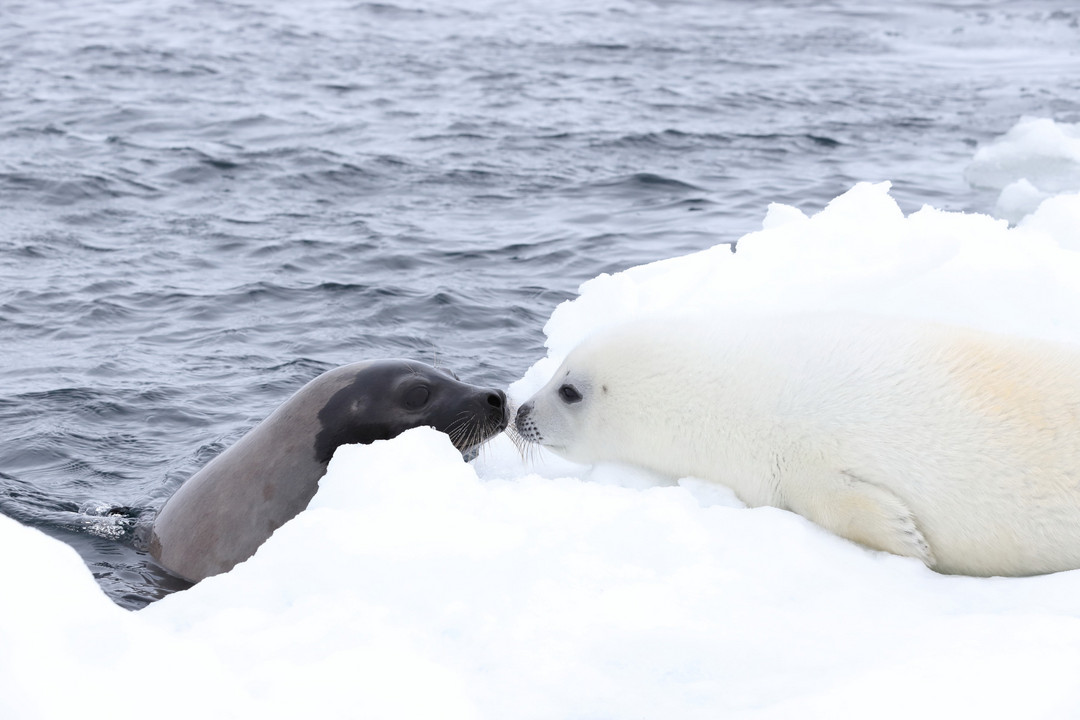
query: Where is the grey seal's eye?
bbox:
[558,384,583,404]
[404,386,430,408]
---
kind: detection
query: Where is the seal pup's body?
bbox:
[151,360,507,583]
[516,315,1080,576]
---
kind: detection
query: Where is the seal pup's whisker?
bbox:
[503,421,545,465]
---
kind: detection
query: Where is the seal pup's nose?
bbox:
[515,401,533,427]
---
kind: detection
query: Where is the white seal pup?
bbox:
[150,360,508,583]
[515,314,1080,577]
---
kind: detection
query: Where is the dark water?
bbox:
[2,0,1078,609]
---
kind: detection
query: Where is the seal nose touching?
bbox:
[514,401,537,441]
[514,401,544,443]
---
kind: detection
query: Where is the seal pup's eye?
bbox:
[404,386,430,409]
[558,384,583,404]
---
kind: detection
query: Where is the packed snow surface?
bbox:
[5,119,1080,719]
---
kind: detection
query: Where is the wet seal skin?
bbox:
[150,360,507,583]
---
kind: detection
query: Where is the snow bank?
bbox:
[5,420,1080,719]
[513,177,1080,398]
[5,120,1080,719]
[0,514,245,718]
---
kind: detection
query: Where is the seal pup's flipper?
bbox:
[786,469,936,566]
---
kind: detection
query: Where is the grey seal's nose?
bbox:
[486,389,509,427]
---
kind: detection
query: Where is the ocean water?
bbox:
[1,0,1078,609]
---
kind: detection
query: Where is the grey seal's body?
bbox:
[150,360,507,583]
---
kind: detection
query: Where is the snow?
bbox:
[5,117,1080,719]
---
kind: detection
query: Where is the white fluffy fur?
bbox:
[518,314,1080,576]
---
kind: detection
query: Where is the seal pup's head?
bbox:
[514,325,691,468]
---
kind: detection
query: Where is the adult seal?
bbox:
[515,314,1080,577]
[150,360,508,583]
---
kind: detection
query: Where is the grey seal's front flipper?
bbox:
[785,469,936,566]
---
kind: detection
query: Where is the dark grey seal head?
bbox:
[149,359,508,583]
